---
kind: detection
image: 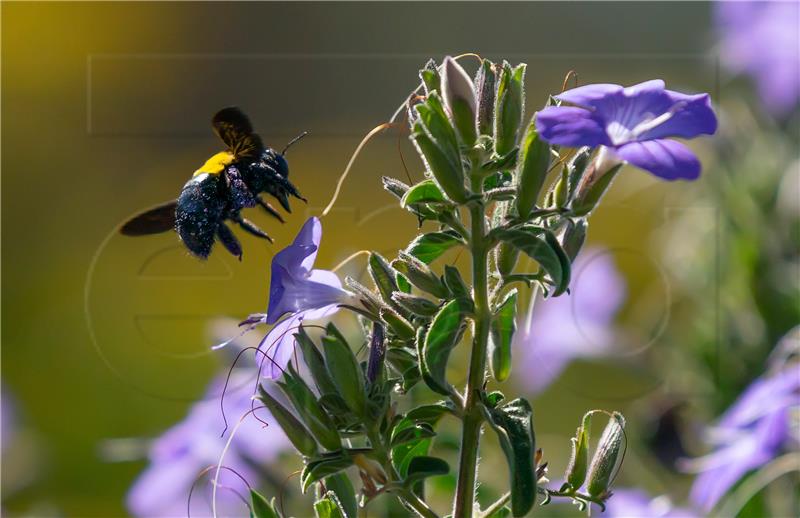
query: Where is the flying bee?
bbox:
[120,107,307,259]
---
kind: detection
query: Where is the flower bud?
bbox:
[441,56,478,146]
[494,62,526,156]
[554,165,569,208]
[366,322,385,384]
[516,115,551,218]
[474,59,497,136]
[419,59,440,95]
[257,385,318,457]
[495,241,520,276]
[587,412,626,498]
[393,252,448,298]
[391,292,440,317]
[564,414,591,490]
[379,306,415,340]
[411,93,468,203]
[572,147,623,216]
[561,219,588,262]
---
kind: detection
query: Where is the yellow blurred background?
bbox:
[2,2,727,516]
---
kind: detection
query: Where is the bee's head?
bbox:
[277,131,309,178]
[273,153,290,178]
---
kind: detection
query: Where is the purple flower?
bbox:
[258,217,351,379]
[683,360,800,512]
[127,373,289,517]
[536,80,717,180]
[513,248,626,394]
[603,488,697,518]
[716,1,800,116]
[266,217,350,325]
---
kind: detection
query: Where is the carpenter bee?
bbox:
[120,107,306,259]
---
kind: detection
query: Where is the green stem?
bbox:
[453,173,492,518]
[481,492,511,517]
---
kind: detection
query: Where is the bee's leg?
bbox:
[216,223,242,260]
[232,214,274,243]
[256,197,285,223]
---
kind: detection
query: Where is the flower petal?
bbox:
[615,139,701,180]
[259,314,302,379]
[638,91,718,140]
[272,217,321,276]
[555,83,622,108]
[622,79,666,97]
[536,106,612,147]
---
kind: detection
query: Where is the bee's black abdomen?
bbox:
[175,173,226,258]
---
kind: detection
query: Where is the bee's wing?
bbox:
[212,107,263,157]
[120,200,178,235]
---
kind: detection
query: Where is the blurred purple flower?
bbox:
[604,488,697,518]
[513,248,626,394]
[683,361,800,511]
[716,1,800,116]
[127,373,289,517]
[258,217,351,379]
[537,80,717,180]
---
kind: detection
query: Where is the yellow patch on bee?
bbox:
[193,151,234,177]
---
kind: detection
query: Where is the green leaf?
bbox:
[368,252,399,304]
[314,494,346,518]
[404,456,449,486]
[391,419,433,478]
[421,299,468,395]
[405,401,453,426]
[515,116,551,218]
[497,227,571,296]
[277,366,341,452]
[390,422,436,448]
[295,328,339,396]
[323,473,358,518]
[301,454,354,492]
[442,265,470,299]
[489,289,518,382]
[257,385,318,457]
[485,398,537,517]
[314,494,348,518]
[250,489,279,518]
[401,179,448,206]
[406,231,462,264]
[396,272,412,294]
[322,324,367,416]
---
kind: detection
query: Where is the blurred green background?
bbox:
[3,1,782,516]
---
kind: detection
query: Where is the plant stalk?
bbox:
[453,173,492,518]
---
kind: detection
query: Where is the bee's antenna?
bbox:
[281,131,309,156]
